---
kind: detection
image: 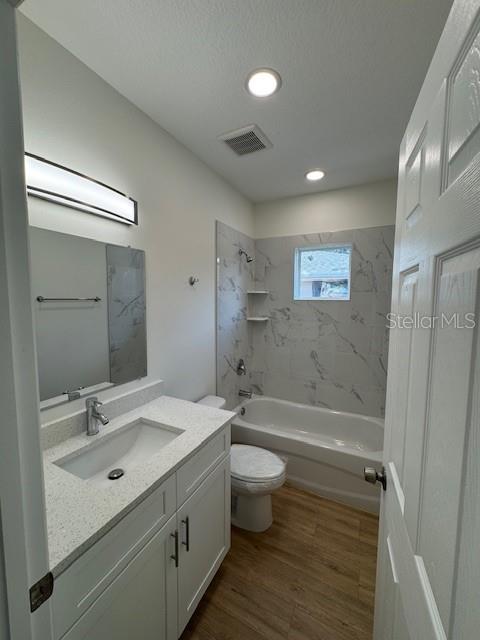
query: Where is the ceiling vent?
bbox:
[219,125,272,156]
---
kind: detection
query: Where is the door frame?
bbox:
[0,1,53,638]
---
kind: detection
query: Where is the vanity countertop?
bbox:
[43,395,235,576]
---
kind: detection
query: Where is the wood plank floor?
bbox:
[181,484,379,640]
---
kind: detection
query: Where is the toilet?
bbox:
[230,444,286,532]
[197,396,287,532]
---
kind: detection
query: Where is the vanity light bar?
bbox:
[25,153,138,225]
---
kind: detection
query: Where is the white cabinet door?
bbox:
[177,456,230,634]
[53,475,176,639]
[374,1,480,638]
[61,515,178,640]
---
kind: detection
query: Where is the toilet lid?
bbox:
[231,444,285,483]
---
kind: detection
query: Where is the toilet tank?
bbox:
[197,395,226,409]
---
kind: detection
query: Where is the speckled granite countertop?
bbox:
[43,396,234,576]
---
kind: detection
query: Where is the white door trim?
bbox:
[0,2,53,638]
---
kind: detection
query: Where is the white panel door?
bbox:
[61,516,178,640]
[0,3,54,639]
[177,456,230,635]
[374,1,480,638]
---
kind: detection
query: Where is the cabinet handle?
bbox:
[170,530,179,567]
[181,517,190,552]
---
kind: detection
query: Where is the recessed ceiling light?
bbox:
[246,68,281,98]
[305,169,325,182]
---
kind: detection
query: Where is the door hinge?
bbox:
[29,571,54,612]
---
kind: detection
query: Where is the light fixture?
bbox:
[246,68,281,98]
[305,169,325,182]
[25,153,138,225]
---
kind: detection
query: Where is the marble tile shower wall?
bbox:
[216,221,255,409]
[250,225,395,418]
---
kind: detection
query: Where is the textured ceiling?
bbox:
[20,0,453,203]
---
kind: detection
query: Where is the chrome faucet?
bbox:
[86,397,109,436]
[238,389,252,399]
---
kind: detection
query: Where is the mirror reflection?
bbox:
[29,228,147,407]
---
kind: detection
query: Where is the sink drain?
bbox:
[108,468,125,480]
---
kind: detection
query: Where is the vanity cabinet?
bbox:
[52,427,231,640]
[61,515,178,640]
[177,457,230,634]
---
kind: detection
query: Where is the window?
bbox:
[294,244,352,301]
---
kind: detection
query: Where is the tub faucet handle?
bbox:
[236,359,247,376]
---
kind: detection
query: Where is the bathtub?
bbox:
[232,396,384,513]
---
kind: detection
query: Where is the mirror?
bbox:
[29,228,147,408]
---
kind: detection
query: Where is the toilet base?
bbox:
[231,493,273,532]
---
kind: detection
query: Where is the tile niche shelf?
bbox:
[247,290,269,322]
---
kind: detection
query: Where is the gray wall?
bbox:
[254,179,397,238]
[216,224,395,417]
[30,228,110,400]
[18,16,254,410]
[216,222,255,409]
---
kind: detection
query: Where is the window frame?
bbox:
[293,243,353,301]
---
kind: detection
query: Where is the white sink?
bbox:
[55,418,184,485]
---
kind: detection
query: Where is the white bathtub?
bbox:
[232,396,384,513]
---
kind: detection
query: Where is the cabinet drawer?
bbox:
[53,474,176,639]
[177,426,230,506]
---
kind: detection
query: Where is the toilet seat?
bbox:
[231,472,286,496]
[231,444,286,483]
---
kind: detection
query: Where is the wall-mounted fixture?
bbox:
[236,358,247,376]
[25,153,138,225]
[36,295,101,303]
[239,248,254,263]
[246,68,282,98]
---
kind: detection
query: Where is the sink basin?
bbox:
[55,418,184,484]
